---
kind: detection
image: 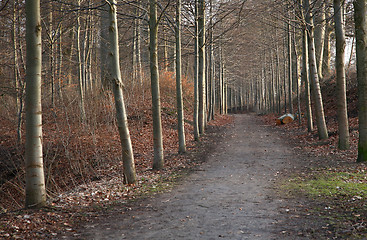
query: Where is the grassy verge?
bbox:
[281,167,367,239]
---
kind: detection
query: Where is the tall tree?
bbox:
[100,2,110,90]
[302,28,314,132]
[193,0,200,141]
[76,0,86,121]
[25,0,46,208]
[314,1,326,80]
[198,0,206,134]
[107,0,137,183]
[354,0,367,162]
[149,0,164,169]
[305,0,329,140]
[175,0,186,153]
[334,0,350,150]
[287,5,293,114]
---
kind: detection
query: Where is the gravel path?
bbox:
[78,114,298,240]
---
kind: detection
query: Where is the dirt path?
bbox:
[76,114,302,240]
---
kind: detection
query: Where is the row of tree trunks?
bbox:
[304,0,329,140]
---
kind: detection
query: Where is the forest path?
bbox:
[76,114,301,240]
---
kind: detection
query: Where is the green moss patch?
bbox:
[285,171,367,199]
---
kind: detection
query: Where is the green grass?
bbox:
[284,171,367,198]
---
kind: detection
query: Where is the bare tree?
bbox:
[25,0,46,208]
[198,0,206,134]
[149,0,164,169]
[304,0,329,140]
[106,0,137,183]
[334,0,350,150]
[175,0,186,153]
[354,0,367,162]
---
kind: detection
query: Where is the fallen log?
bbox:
[276,113,294,125]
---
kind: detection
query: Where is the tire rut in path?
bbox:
[80,114,297,239]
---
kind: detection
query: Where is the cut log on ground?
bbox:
[276,114,294,125]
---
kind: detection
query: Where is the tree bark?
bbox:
[287,9,293,114]
[25,0,46,208]
[323,3,332,77]
[314,1,326,80]
[198,0,206,134]
[305,0,328,140]
[100,2,110,90]
[193,0,200,141]
[76,0,86,121]
[13,0,23,143]
[354,0,367,162]
[334,0,350,150]
[175,0,186,153]
[149,0,164,169]
[107,0,137,183]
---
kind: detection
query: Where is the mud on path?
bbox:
[74,114,304,239]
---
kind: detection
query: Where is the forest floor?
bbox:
[1,111,366,239]
[60,113,365,240]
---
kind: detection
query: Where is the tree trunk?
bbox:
[106,0,137,184]
[302,29,313,132]
[13,0,23,143]
[287,9,293,114]
[323,4,332,77]
[198,0,206,134]
[219,45,223,114]
[354,0,367,162]
[175,0,186,153]
[314,1,325,80]
[100,2,110,90]
[334,0,350,150]
[305,0,328,140]
[282,35,287,114]
[132,4,143,86]
[149,0,164,169]
[25,0,46,208]
[193,0,200,141]
[76,0,86,121]
[293,29,301,125]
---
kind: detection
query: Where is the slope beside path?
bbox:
[74,114,303,240]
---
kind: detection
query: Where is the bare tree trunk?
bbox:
[302,28,313,132]
[275,39,281,114]
[314,1,325,80]
[198,0,206,134]
[149,0,164,169]
[25,0,46,208]
[107,0,136,183]
[323,4,332,77]
[76,0,86,121]
[67,27,75,85]
[193,0,200,141]
[163,27,168,72]
[221,58,228,114]
[135,5,143,86]
[353,0,367,162]
[219,45,223,114]
[282,34,287,114]
[293,29,301,124]
[334,0,350,150]
[175,0,186,153]
[305,0,328,140]
[287,9,293,114]
[13,0,23,143]
[100,2,110,90]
